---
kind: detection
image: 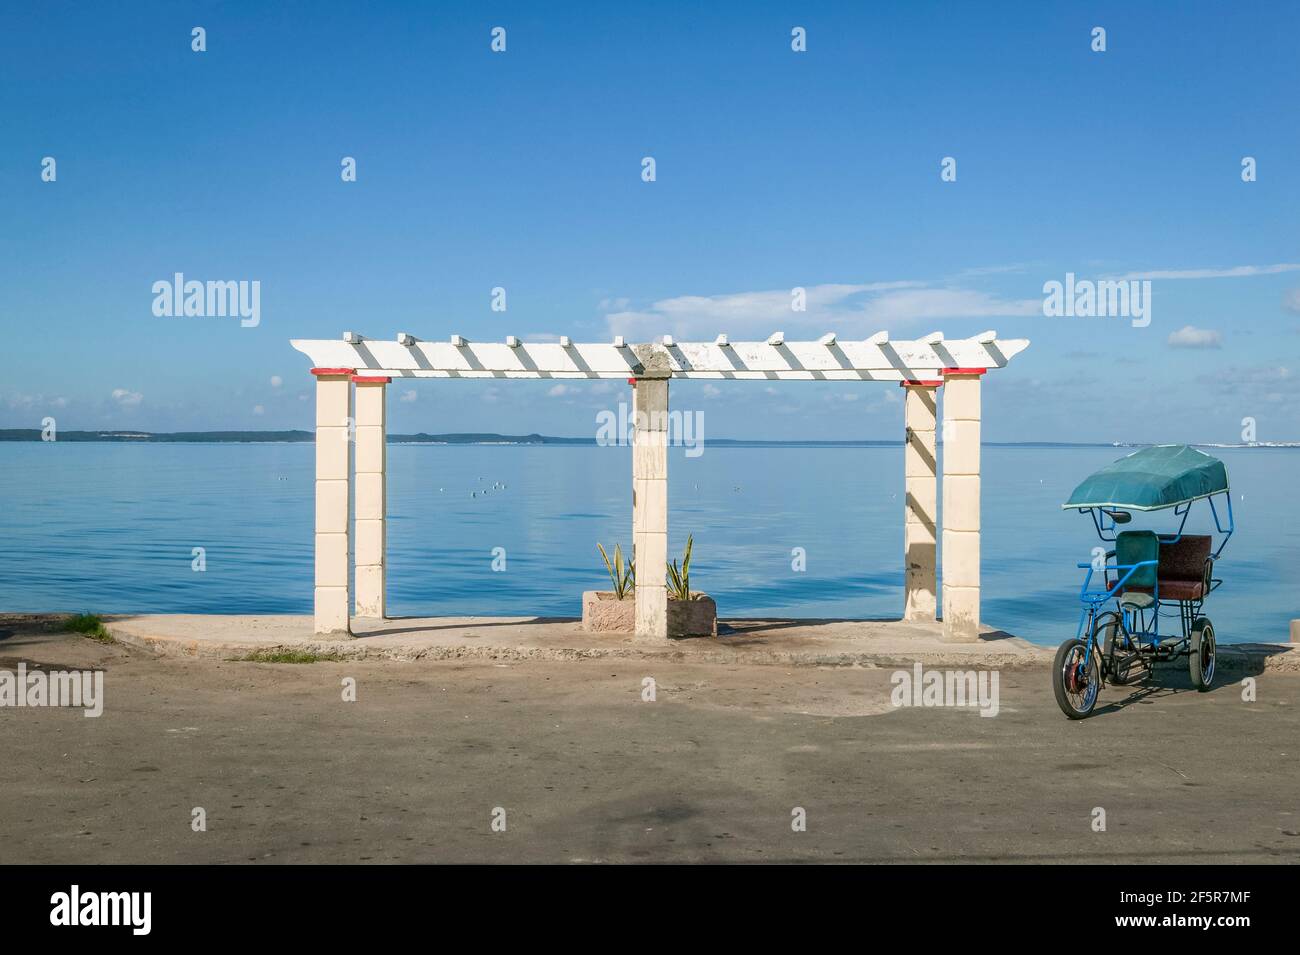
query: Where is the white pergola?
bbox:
[291,331,1029,642]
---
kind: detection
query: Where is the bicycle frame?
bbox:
[1073,498,1234,671]
[1074,558,1159,667]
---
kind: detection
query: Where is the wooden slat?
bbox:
[289,337,1030,380]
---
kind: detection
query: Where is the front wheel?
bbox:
[1053,638,1101,719]
[1189,618,1216,691]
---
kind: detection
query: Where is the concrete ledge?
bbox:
[1215,643,1300,673]
[93,613,1052,669]
[20,613,1297,673]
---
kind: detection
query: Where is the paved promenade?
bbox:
[2,617,1298,864]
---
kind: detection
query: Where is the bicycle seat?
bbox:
[1112,531,1160,611]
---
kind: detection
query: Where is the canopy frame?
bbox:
[1065,445,1235,557]
[1062,445,1230,512]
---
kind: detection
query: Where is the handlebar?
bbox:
[1078,559,1158,603]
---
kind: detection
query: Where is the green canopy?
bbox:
[1062,445,1230,512]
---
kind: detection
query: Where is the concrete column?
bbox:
[353,375,389,619]
[632,376,669,639]
[902,380,941,621]
[941,367,984,642]
[312,368,354,635]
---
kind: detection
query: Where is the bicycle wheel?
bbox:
[1052,638,1100,719]
[1189,617,1216,691]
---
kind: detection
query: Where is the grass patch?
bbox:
[65,613,114,643]
[231,649,346,664]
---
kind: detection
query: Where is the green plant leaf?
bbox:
[682,534,692,595]
[597,542,617,592]
[663,534,696,599]
[599,542,635,599]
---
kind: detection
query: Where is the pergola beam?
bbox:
[290,335,1029,381]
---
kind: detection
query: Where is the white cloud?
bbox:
[547,384,572,397]
[5,393,68,411]
[270,375,283,388]
[1284,288,1300,314]
[111,388,143,407]
[253,404,265,415]
[701,383,721,398]
[1167,326,1223,349]
[400,389,418,403]
[602,280,1034,341]
[1111,263,1300,281]
[956,263,1028,277]
[860,287,1039,325]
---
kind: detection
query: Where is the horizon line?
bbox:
[1,429,1295,449]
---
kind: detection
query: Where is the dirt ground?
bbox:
[2,618,1297,863]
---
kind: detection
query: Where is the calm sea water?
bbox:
[1,443,1295,646]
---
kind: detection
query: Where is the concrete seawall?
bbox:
[56,613,1300,673]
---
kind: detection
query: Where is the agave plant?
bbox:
[666,534,695,601]
[597,542,635,599]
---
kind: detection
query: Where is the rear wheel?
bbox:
[1053,638,1100,719]
[1189,618,1216,691]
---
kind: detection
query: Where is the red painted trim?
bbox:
[310,367,355,376]
[628,378,637,385]
[351,375,391,384]
[941,367,987,376]
[900,379,944,388]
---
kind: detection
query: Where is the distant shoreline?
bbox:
[1,429,1296,449]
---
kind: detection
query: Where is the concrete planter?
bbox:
[582,591,635,633]
[668,593,718,638]
[581,591,718,638]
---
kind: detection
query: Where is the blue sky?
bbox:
[3,0,1297,442]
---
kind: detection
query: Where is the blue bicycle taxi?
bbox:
[1052,445,1234,719]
